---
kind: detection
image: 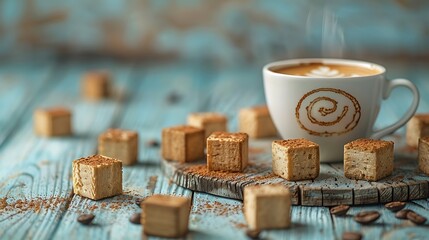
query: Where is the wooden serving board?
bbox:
[161,136,429,206]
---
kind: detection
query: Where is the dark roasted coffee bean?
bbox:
[146,139,160,148]
[330,205,350,216]
[395,209,412,219]
[384,201,406,212]
[246,229,260,239]
[135,198,142,207]
[342,231,362,240]
[129,213,141,224]
[406,211,427,225]
[354,211,380,224]
[77,214,95,225]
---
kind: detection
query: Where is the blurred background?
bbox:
[0,0,428,65]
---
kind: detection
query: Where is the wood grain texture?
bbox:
[0,60,134,239]
[188,193,247,239]
[52,63,200,239]
[0,62,53,148]
[264,206,334,240]
[325,162,379,205]
[1,61,429,239]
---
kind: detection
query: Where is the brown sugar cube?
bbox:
[244,184,291,230]
[81,71,110,100]
[141,194,191,238]
[162,125,205,162]
[187,112,227,138]
[344,139,394,181]
[207,132,248,172]
[407,114,429,148]
[34,107,72,137]
[98,128,138,166]
[418,137,429,175]
[272,139,319,181]
[72,155,122,200]
[239,105,277,138]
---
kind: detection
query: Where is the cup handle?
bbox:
[370,78,420,139]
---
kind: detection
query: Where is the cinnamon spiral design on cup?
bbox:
[295,88,361,136]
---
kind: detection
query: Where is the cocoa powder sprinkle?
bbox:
[193,200,241,216]
[0,197,68,213]
[183,165,245,180]
[181,164,262,181]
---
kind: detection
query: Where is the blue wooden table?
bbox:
[0,59,429,240]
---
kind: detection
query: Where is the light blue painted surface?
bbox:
[0,60,428,239]
[0,1,428,62]
[0,62,53,146]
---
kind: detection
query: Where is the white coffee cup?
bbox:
[263,58,419,162]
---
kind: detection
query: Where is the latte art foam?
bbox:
[306,66,346,77]
[274,62,380,78]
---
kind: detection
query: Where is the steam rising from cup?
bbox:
[306,8,345,58]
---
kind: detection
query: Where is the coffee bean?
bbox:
[342,231,362,240]
[77,214,95,225]
[354,211,380,224]
[395,209,412,219]
[406,211,427,225]
[246,229,261,239]
[384,201,406,212]
[129,213,141,224]
[146,139,160,148]
[135,198,142,208]
[330,205,350,216]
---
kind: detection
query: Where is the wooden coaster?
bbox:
[161,138,428,206]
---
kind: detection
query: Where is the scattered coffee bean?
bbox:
[395,209,412,219]
[330,205,350,216]
[354,211,380,224]
[135,198,142,208]
[384,201,406,212]
[406,211,427,225]
[77,214,95,225]
[129,213,141,225]
[246,229,260,239]
[342,231,362,240]
[146,139,160,148]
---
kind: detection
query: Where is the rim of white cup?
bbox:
[263,58,386,80]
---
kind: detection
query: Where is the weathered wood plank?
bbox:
[188,193,246,239]
[0,61,53,148]
[322,188,353,206]
[326,162,378,205]
[354,187,379,205]
[200,66,266,131]
[1,61,429,240]
[0,60,134,240]
[390,182,409,202]
[51,63,204,239]
[331,205,384,240]
[318,164,353,206]
[376,183,394,204]
[265,206,334,240]
[300,186,323,206]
